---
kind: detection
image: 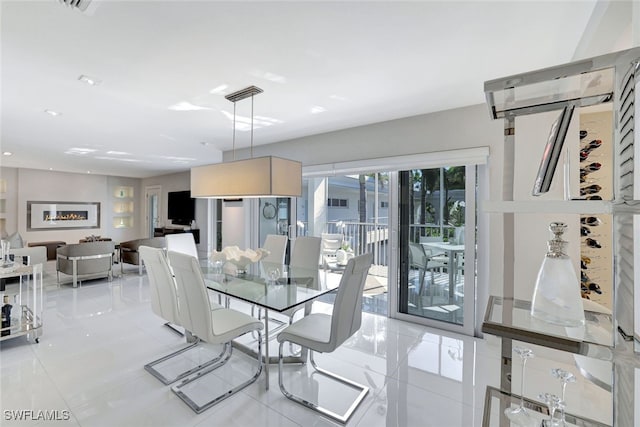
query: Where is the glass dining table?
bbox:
[199,260,338,389]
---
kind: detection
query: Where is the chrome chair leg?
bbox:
[171,331,263,414]
[163,322,184,337]
[144,337,231,385]
[278,343,369,424]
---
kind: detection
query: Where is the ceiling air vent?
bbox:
[58,0,92,12]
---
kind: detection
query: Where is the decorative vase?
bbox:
[211,246,269,275]
[454,226,465,245]
[530,222,585,327]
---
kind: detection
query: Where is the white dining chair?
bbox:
[286,236,322,316]
[165,233,198,259]
[277,252,373,424]
[257,236,322,341]
[261,234,288,265]
[290,236,322,272]
[168,251,264,414]
[139,246,224,385]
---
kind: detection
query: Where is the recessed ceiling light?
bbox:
[2,151,12,156]
[168,102,211,111]
[78,74,101,86]
[311,106,326,114]
[45,109,62,117]
[210,85,228,95]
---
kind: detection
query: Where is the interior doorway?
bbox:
[145,185,162,238]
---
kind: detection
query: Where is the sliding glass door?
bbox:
[396,166,476,334]
[297,173,390,316]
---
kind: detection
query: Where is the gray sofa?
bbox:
[119,237,165,274]
[57,241,115,287]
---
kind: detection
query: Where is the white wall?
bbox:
[227,104,500,168]
[2,168,143,244]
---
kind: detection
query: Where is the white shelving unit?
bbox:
[112,186,134,229]
[481,47,640,427]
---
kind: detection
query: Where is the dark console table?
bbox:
[154,227,200,244]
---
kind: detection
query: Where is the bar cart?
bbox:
[0,261,43,344]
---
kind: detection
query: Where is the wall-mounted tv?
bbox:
[167,190,196,225]
[532,104,576,196]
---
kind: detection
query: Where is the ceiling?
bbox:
[1,0,600,178]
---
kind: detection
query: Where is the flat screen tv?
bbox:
[167,190,196,225]
[532,104,576,196]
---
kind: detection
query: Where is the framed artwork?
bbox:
[27,201,100,231]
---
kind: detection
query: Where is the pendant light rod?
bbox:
[232,101,237,161]
[251,94,254,158]
[225,85,263,160]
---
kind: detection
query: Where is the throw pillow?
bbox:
[7,232,24,249]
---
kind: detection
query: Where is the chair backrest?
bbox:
[289,236,322,270]
[165,233,198,259]
[139,246,180,326]
[409,242,427,269]
[289,236,322,289]
[329,252,373,350]
[261,234,288,265]
[321,233,343,255]
[167,251,214,343]
[419,236,443,243]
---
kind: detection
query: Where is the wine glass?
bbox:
[551,368,576,424]
[267,267,280,285]
[504,346,537,426]
[538,392,564,426]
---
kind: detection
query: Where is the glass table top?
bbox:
[200,260,336,313]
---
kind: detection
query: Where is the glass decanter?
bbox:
[531,222,585,327]
[504,346,537,426]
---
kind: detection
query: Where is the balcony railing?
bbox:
[325,221,389,267]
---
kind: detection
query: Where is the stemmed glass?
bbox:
[1,240,10,267]
[538,392,565,426]
[267,267,280,285]
[504,346,537,426]
[551,368,576,424]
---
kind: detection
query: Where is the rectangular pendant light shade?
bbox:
[191,156,302,198]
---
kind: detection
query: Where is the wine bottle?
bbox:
[580,162,602,173]
[1,295,12,337]
[580,184,602,196]
[581,216,601,226]
[585,238,602,248]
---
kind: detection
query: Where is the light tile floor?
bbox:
[0,263,611,426]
